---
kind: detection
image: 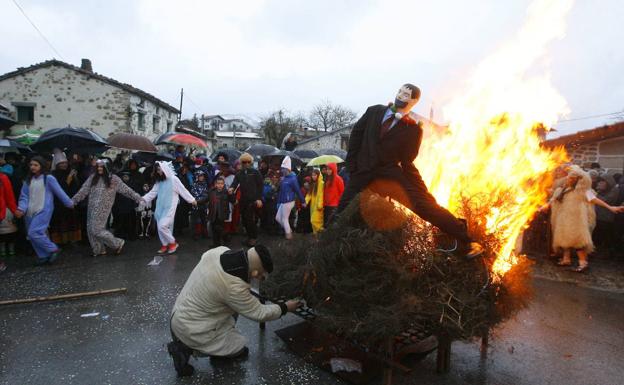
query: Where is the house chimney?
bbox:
[81,58,93,72]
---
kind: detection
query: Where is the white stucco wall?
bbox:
[297,129,350,151]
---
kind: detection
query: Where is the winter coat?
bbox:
[207,188,232,222]
[306,177,324,233]
[595,175,619,223]
[346,104,423,186]
[0,173,16,221]
[278,173,305,204]
[550,167,596,253]
[170,247,282,356]
[230,168,263,203]
[323,163,344,207]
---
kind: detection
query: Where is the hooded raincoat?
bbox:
[306,175,324,233]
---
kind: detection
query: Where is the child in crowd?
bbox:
[306,168,324,233]
[276,157,306,240]
[322,162,344,227]
[261,171,280,234]
[139,183,155,239]
[207,176,232,248]
[190,170,210,240]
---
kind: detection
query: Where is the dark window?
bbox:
[138,113,145,130]
[167,122,172,132]
[16,106,35,124]
[153,117,159,132]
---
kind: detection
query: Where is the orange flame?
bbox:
[417,0,573,278]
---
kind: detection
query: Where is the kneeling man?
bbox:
[167,245,300,376]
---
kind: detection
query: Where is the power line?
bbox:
[557,110,623,123]
[12,0,65,60]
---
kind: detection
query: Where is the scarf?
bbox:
[26,175,46,217]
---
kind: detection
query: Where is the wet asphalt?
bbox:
[0,233,623,385]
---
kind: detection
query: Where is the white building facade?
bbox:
[0,59,179,140]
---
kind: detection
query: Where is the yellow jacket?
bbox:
[306,178,324,233]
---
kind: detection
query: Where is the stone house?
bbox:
[0,59,179,140]
[544,122,624,174]
[201,115,256,132]
[297,125,352,152]
[215,131,264,150]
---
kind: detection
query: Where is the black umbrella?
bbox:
[211,148,242,164]
[0,139,31,154]
[132,151,175,165]
[245,144,279,160]
[0,112,16,130]
[262,149,304,167]
[31,126,108,154]
[293,149,319,161]
[317,148,347,159]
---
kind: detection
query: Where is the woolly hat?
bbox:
[281,156,292,171]
[248,244,273,274]
[239,152,253,163]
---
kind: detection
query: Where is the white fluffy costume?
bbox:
[550,165,596,253]
[142,161,195,246]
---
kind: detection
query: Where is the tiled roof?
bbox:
[544,122,624,147]
[0,59,180,113]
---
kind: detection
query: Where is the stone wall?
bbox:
[567,136,624,174]
[0,64,176,140]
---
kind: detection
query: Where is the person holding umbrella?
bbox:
[71,160,143,256]
[15,156,75,265]
[142,161,197,254]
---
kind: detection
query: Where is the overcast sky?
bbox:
[1,0,623,136]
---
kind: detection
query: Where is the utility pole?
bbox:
[178,88,184,121]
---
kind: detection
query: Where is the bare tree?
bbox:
[260,109,303,147]
[309,100,357,132]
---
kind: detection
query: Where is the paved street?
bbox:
[1,234,623,385]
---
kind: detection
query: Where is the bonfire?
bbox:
[263,0,572,350]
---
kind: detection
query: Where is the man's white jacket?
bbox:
[171,246,282,356]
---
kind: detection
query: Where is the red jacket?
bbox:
[323,163,344,207]
[0,173,16,221]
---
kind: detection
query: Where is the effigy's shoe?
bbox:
[461,242,484,260]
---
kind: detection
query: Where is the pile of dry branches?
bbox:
[262,190,532,345]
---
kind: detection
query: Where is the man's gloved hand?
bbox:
[285,299,302,312]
